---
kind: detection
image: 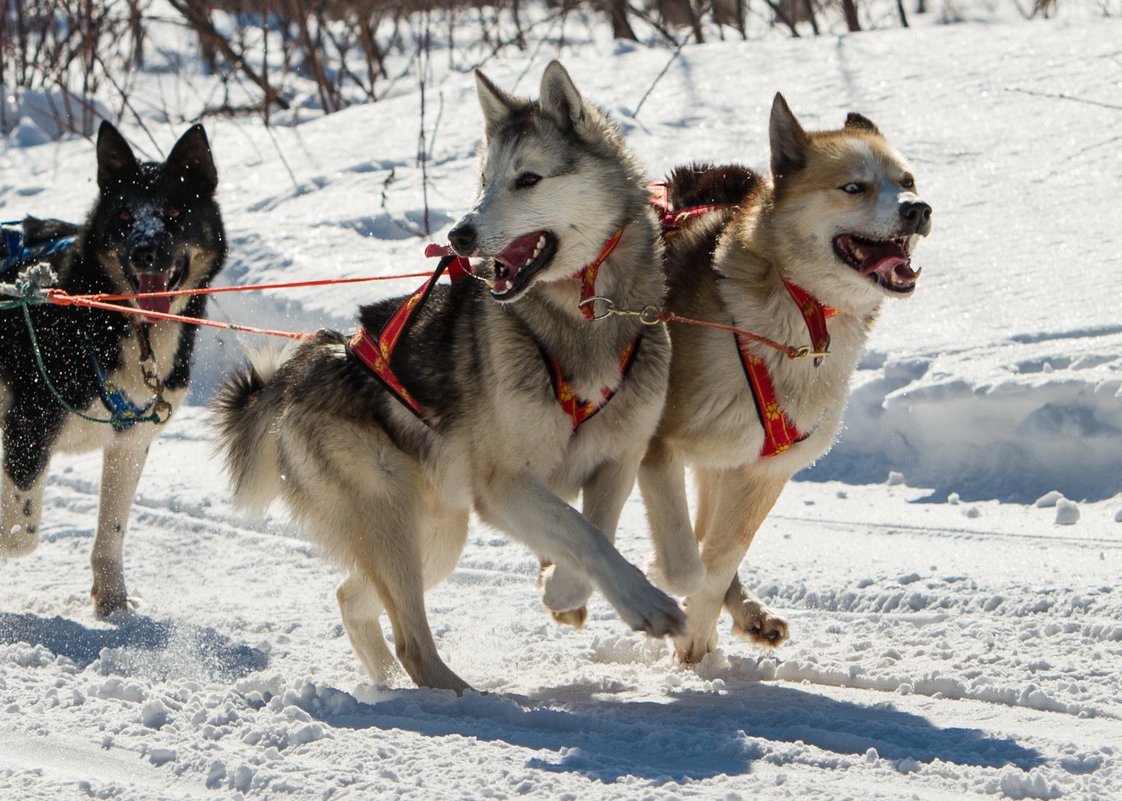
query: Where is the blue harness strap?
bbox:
[1,221,77,277]
[89,352,153,431]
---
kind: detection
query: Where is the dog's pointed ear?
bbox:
[539,60,586,133]
[769,93,810,180]
[96,121,140,192]
[475,69,517,140]
[844,112,881,137]
[166,124,218,197]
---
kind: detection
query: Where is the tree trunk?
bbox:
[896,0,910,26]
[608,0,638,40]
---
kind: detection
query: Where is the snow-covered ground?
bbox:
[2,9,1121,801]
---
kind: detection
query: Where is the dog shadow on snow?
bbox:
[307,667,1043,782]
[0,611,267,681]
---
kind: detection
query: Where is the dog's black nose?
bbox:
[131,246,158,270]
[447,224,477,257]
[900,200,932,235]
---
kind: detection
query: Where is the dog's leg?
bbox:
[675,467,787,663]
[342,498,471,692]
[0,469,47,557]
[542,458,638,628]
[333,517,472,694]
[363,544,472,694]
[476,471,684,637]
[335,518,471,694]
[91,440,150,617]
[279,417,472,693]
[336,573,399,685]
[694,468,788,645]
[0,412,57,557]
[638,437,706,597]
[420,504,470,593]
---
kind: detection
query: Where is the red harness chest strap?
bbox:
[348,253,468,425]
[737,277,841,457]
[737,346,804,457]
[577,228,624,322]
[780,275,837,367]
[543,335,641,432]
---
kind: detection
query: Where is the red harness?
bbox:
[544,336,641,432]
[577,228,624,321]
[648,181,842,458]
[350,236,634,429]
[648,182,740,232]
[348,249,470,424]
[560,227,640,429]
[738,277,840,457]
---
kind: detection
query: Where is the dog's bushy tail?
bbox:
[665,163,759,213]
[211,347,287,518]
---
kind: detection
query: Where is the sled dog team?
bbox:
[0,61,931,692]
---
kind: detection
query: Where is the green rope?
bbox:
[0,294,47,311]
[5,278,164,428]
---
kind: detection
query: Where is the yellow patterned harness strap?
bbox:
[736,277,840,457]
[543,336,641,432]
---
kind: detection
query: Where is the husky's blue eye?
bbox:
[515,173,542,189]
[841,182,865,194]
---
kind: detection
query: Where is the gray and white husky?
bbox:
[212,61,680,693]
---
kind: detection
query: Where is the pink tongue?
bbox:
[859,242,910,278]
[495,233,542,272]
[137,272,171,315]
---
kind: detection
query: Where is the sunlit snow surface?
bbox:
[1,9,1120,801]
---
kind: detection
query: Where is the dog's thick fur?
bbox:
[641,94,932,662]
[0,123,226,615]
[212,62,680,693]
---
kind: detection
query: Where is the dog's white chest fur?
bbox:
[55,321,186,454]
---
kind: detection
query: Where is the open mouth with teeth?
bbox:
[488,231,558,299]
[833,234,920,294]
[133,255,188,318]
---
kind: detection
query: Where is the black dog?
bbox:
[0,122,226,616]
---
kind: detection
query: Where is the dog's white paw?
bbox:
[729,600,789,647]
[673,623,720,665]
[0,524,39,557]
[92,584,136,619]
[540,564,592,614]
[603,564,685,638]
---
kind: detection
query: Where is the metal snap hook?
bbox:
[577,296,618,322]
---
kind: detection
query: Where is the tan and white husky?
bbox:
[640,94,932,662]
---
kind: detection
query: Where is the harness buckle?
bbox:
[790,346,832,361]
[578,297,666,326]
[150,398,173,425]
[637,305,663,326]
[139,355,160,388]
[577,296,617,322]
